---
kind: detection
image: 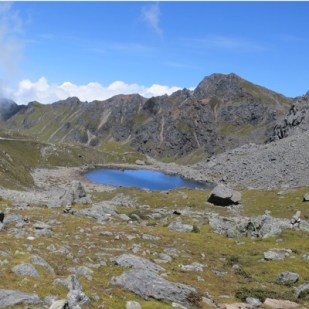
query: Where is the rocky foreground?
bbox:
[0,159,309,309]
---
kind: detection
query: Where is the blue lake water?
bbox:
[85,168,211,190]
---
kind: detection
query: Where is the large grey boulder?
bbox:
[112,254,165,273]
[111,269,197,306]
[0,289,41,308]
[277,271,299,285]
[167,221,194,233]
[208,184,241,206]
[12,263,40,277]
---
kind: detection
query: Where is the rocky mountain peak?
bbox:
[193,73,245,99]
[0,98,21,121]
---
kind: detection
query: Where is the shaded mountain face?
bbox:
[4,73,293,158]
[0,98,21,121]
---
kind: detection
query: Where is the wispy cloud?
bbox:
[0,2,24,97]
[164,61,199,70]
[141,3,162,36]
[8,77,182,105]
[184,35,267,53]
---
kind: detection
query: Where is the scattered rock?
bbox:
[179,262,206,272]
[34,221,53,236]
[303,253,309,260]
[264,249,291,261]
[246,297,262,307]
[112,254,165,273]
[67,266,93,281]
[61,180,92,206]
[276,271,299,285]
[168,222,194,233]
[304,193,309,202]
[53,275,82,291]
[290,211,301,228]
[0,289,41,308]
[142,233,161,240]
[126,300,142,309]
[31,255,55,274]
[67,289,91,308]
[111,269,197,307]
[207,184,241,206]
[49,300,69,309]
[221,303,253,309]
[12,263,39,277]
[263,298,299,308]
[294,282,309,298]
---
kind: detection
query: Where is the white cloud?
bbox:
[141,3,162,36]
[9,77,182,105]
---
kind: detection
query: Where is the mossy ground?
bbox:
[1,185,309,308]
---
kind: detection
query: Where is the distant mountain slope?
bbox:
[4,73,292,158]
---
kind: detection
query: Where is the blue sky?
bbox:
[1,1,309,104]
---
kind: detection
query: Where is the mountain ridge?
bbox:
[1,73,302,159]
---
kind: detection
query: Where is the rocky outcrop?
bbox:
[207,184,241,206]
[207,213,296,238]
[268,92,309,142]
